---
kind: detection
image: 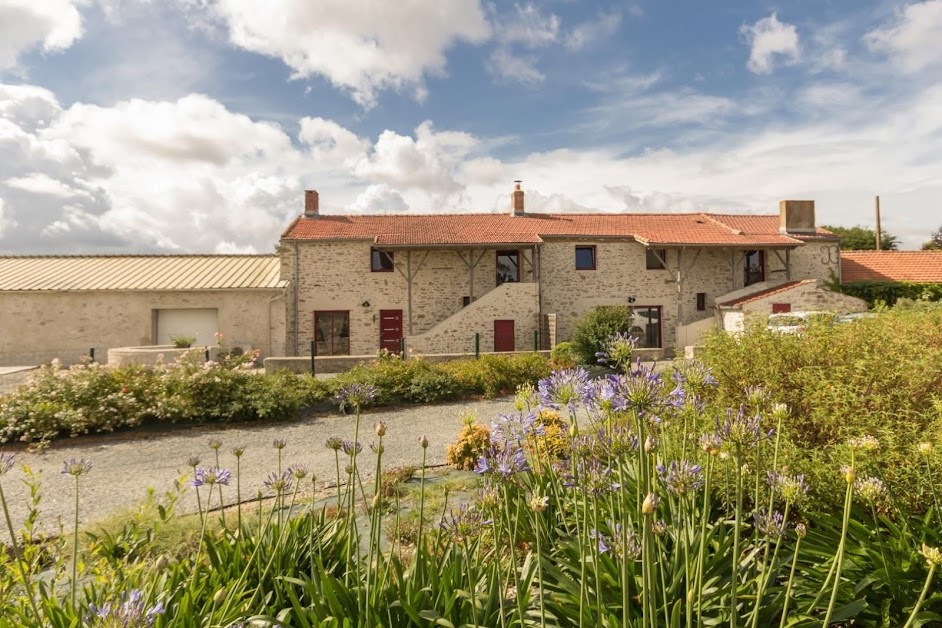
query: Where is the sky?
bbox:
[0,0,940,254]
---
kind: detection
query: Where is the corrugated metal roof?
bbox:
[0,255,285,291]
[282,212,813,247]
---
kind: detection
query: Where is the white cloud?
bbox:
[0,0,85,69]
[864,0,942,72]
[487,3,559,85]
[348,183,408,213]
[5,172,90,198]
[740,13,800,74]
[183,0,490,107]
[298,116,369,165]
[565,9,622,51]
[0,197,12,236]
[487,48,545,86]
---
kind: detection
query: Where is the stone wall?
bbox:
[740,280,868,318]
[0,289,285,366]
[282,240,536,356]
[406,282,540,355]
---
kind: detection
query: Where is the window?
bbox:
[575,245,596,270]
[314,311,350,356]
[371,248,394,272]
[462,296,473,307]
[772,303,792,314]
[628,306,662,348]
[744,250,765,286]
[496,251,519,285]
[696,293,707,312]
[646,249,667,270]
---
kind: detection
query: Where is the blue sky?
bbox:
[0,0,940,253]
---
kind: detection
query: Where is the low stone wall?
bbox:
[107,345,217,366]
[265,350,552,375]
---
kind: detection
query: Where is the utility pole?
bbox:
[875,195,882,251]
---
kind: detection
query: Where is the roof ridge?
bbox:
[0,254,277,259]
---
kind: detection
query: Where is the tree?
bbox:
[822,225,899,250]
[922,226,942,250]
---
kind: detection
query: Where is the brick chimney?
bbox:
[511,180,524,216]
[304,190,319,218]
[779,200,815,234]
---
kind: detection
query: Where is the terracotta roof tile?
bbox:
[842,251,942,283]
[283,212,808,247]
[719,280,816,307]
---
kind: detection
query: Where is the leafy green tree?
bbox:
[822,225,898,250]
[922,226,942,250]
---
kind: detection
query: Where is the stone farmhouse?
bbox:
[0,184,868,367]
[278,185,865,360]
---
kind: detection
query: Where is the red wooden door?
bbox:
[379,310,403,354]
[494,320,515,352]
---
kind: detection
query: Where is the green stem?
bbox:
[778,534,804,628]
[534,509,546,628]
[730,445,743,628]
[236,457,242,532]
[750,502,791,628]
[821,462,855,626]
[0,480,41,620]
[695,456,714,628]
[71,476,80,611]
[214,450,226,529]
[416,447,428,586]
[902,564,937,628]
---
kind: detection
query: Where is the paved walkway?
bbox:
[0,397,517,533]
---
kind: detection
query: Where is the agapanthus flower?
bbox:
[272,438,287,451]
[231,446,246,458]
[538,368,594,411]
[641,492,660,516]
[795,523,807,538]
[490,412,543,446]
[854,476,886,502]
[590,424,638,459]
[186,456,201,468]
[325,436,343,451]
[374,421,387,437]
[753,510,785,538]
[596,332,637,372]
[699,432,723,456]
[192,466,231,488]
[335,383,378,412]
[62,458,92,477]
[287,464,309,480]
[744,386,770,410]
[514,382,537,412]
[85,589,164,627]
[921,544,942,567]
[475,443,529,480]
[917,442,933,456]
[442,503,491,542]
[207,439,222,451]
[651,520,668,537]
[530,495,549,513]
[657,460,704,495]
[563,458,621,496]
[610,522,642,560]
[419,435,429,449]
[341,440,362,457]
[716,407,773,449]
[0,453,14,476]
[847,435,880,453]
[263,470,293,494]
[767,471,809,503]
[672,361,719,392]
[840,465,856,484]
[589,529,611,554]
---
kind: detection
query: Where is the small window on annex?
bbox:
[371,248,394,272]
[628,306,662,348]
[314,311,350,356]
[575,245,596,270]
[646,249,667,270]
[696,292,707,312]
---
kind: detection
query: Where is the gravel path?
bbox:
[0,397,517,533]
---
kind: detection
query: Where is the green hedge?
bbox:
[841,280,942,306]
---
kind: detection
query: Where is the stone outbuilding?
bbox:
[0,255,287,366]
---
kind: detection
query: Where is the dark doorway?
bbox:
[496,251,520,285]
[494,320,515,352]
[379,310,403,354]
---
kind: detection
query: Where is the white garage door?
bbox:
[156,309,219,346]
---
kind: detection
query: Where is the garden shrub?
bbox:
[841,280,942,306]
[570,305,634,364]
[445,416,491,470]
[698,306,942,512]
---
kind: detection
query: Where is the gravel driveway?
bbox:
[0,397,517,533]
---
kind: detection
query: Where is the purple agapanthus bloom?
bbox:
[490,412,543,446]
[61,458,92,477]
[656,460,704,495]
[0,452,14,476]
[287,463,309,480]
[610,522,642,560]
[538,368,595,411]
[335,383,378,411]
[341,440,363,456]
[753,509,785,538]
[192,466,232,488]
[563,457,621,496]
[272,438,288,450]
[767,471,809,503]
[85,589,164,627]
[263,469,293,494]
[589,529,611,554]
[596,332,638,373]
[441,503,492,542]
[207,438,223,451]
[475,443,529,480]
[324,436,343,451]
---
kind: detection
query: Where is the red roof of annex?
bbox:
[282,212,836,248]
[842,251,942,283]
